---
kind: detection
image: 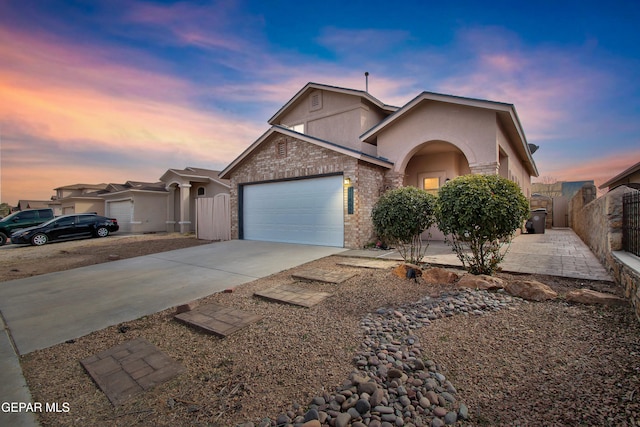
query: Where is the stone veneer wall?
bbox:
[569,184,640,320]
[228,133,387,248]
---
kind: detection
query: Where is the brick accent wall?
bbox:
[227,133,387,248]
[470,162,499,175]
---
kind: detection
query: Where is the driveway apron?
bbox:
[0,240,345,355]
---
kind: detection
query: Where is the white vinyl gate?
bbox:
[242,176,344,247]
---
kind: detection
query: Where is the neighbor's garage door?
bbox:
[107,200,133,233]
[242,176,344,247]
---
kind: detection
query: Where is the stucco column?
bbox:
[165,186,176,232]
[179,183,191,234]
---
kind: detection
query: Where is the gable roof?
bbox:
[159,167,230,188]
[599,160,640,189]
[360,91,539,177]
[219,125,393,179]
[268,82,398,125]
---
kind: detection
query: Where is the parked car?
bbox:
[10,214,119,246]
[0,208,54,246]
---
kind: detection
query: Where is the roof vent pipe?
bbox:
[365,71,369,93]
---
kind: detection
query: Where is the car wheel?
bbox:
[0,232,7,246]
[96,227,109,238]
[31,233,48,246]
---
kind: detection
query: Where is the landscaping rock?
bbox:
[505,279,558,301]
[421,267,459,284]
[565,288,627,306]
[457,274,505,290]
[393,264,423,279]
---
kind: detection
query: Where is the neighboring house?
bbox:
[52,183,110,215]
[51,167,230,235]
[15,200,51,211]
[599,161,640,192]
[159,167,230,234]
[220,82,539,248]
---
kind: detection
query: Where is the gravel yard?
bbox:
[4,234,640,426]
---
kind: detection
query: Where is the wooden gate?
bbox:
[196,194,230,241]
[553,196,569,227]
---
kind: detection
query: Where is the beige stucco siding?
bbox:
[497,121,532,197]
[130,192,167,233]
[376,102,496,172]
[404,151,470,187]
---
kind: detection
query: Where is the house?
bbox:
[220,82,539,249]
[599,160,640,192]
[51,167,230,235]
[15,200,52,212]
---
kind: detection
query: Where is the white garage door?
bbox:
[243,176,344,247]
[107,200,133,233]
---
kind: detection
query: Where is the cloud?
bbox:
[315,27,412,57]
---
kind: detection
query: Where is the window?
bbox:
[290,123,304,133]
[423,177,440,196]
[197,187,205,196]
[16,211,36,220]
[276,141,287,158]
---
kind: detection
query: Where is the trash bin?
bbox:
[526,208,547,234]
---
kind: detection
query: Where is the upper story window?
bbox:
[197,187,205,196]
[290,123,304,133]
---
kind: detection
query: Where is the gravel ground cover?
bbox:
[4,235,640,426]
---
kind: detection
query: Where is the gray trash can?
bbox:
[526,208,547,234]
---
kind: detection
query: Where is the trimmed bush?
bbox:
[371,186,437,264]
[437,174,529,275]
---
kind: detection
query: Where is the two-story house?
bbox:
[220,82,539,248]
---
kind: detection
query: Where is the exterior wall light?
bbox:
[344,177,351,186]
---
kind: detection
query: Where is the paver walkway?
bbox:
[340,228,613,282]
[292,268,358,283]
[175,303,263,337]
[80,338,185,406]
[254,284,332,307]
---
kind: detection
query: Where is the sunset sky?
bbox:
[1,0,639,205]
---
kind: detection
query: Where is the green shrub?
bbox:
[436,174,529,275]
[371,186,437,264]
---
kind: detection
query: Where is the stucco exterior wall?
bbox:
[130,192,168,233]
[228,133,387,248]
[376,102,495,172]
[497,121,532,197]
[404,151,469,188]
[64,200,105,215]
[277,90,388,151]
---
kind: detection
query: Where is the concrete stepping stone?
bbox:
[336,258,400,269]
[254,284,332,307]
[291,268,358,283]
[81,337,185,406]
[174,303,263,337]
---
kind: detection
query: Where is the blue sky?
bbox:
[1,0,639,204]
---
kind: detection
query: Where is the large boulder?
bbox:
[566,289,627,306]
[421,267,460,284]
[457,274,505,290]
[393,263,423,279]
[504,280,558,301]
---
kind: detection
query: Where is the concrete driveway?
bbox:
[0,240,345,355]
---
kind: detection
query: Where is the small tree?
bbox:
[371,186,437,264]
[437,174,529,275]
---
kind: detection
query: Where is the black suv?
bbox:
[0,208,54,245]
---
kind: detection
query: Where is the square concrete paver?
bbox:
[254,284,332,307]
[81,338,185,406]
[291,268,357,283]
[336,258,400,269]
[175,303,263,337]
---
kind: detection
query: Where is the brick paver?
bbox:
[81,338,185,405]
[175,303,263,337]
[336,258,400,269]
[291,268,358,283]
[254,284,332,307]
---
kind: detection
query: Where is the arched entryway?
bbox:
[402,140,471,241]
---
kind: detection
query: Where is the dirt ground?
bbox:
[4,234,640,426]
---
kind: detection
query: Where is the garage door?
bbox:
[242,176,344,247]
[107,200,133,233]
